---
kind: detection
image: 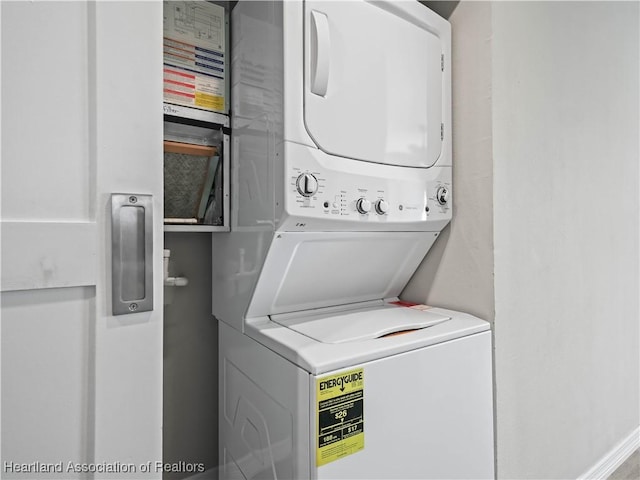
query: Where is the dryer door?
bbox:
[303,0,448,168]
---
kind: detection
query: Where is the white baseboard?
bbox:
[578,426,640,480]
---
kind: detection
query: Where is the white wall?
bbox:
[404,1,640,478]
[492,2,639,478]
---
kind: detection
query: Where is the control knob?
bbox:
[296,173,318,197]
[356,197,372,214]
[375,199,389,215]
[436,186,450,205]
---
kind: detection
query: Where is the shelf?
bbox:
[163,103,229,128]
[163,113,231,234]
[164,141,217,156]
[164,225,230,233]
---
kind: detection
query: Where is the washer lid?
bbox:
[250,305,490,375]
[270,303,450,344]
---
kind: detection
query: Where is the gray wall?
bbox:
[492,2,639,478]
[404,1,640,478]
[164,233,218,479]
[403,1,495,325]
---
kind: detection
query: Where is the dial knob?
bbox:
[375,199,389,215]
[356,197,372,214]
[296,173,318,197]
[436,186,450,205]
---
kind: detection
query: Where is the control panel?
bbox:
[282,143,451,231]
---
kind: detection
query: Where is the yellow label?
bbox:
[194,92,224,111]
[316,368,364,466]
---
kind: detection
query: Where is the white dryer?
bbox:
[212,1,494,478]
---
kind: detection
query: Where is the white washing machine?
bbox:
[212,1,494,478]
[219,303,494,479]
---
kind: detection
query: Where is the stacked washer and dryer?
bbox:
[212,1,494,479]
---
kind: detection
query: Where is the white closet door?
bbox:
[1,2,163,478]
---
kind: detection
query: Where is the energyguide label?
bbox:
[316,368,364,466]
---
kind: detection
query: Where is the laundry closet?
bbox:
[162,1,493,479]
[162,1,230,476]
[3,2,637,480]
